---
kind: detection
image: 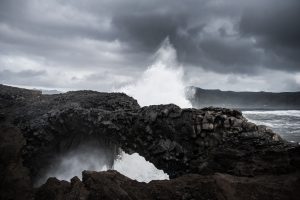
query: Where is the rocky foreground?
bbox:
[0,84,300,200]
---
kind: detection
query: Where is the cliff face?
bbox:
[1,84,300,200]
[189,86,300,109]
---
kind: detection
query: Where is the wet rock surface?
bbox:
[1,84,300,200]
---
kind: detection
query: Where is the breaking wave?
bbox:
[119,38,191,108]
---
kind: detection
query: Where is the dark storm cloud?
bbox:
[239,0,300,71]
[0,0,299,91]
[240,0,300,48]
[113,12,186,51]
[107,0,300,74]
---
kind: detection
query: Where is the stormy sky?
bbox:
[0,0,299,92]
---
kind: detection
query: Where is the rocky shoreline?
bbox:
[1,84,300,200]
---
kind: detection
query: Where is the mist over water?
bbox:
[37,143,169,186]
[36,141,110,186]
[120,38,191,108]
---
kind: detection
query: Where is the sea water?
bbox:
[243,110,300,143]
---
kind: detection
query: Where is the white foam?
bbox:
[119,38,191,108]
[243,110,300,117]
[114,152,169,183]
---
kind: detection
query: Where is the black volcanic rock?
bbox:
[1,84,300,200]
[35,170,300,200]
[188,86,300,109]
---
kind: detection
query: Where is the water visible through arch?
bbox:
[36,139,169,186]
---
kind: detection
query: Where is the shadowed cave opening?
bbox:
[33,134,169,186]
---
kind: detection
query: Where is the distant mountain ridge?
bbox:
[188,86,300,110]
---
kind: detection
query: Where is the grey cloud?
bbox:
[0,0,299,91]
[239,0,300,71]
[282,79,300,91]
[108,0,300,74]
[240,0,300,48]
[113,13,186,52]
[0,69,47,86]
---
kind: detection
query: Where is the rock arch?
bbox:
[1,84,300,200]
[6,87,297,180]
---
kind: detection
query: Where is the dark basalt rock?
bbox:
[1,84,300,200]
[35,170,300,200]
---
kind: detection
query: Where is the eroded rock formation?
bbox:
[1,84,300,200]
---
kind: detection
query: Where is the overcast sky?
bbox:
[0,0,299,92]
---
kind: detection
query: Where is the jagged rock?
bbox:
[1,84,300,200]
[35,170,300,200]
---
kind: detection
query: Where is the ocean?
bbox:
[243,110,300,143]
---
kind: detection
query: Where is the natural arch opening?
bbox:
[33,135,169,186]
